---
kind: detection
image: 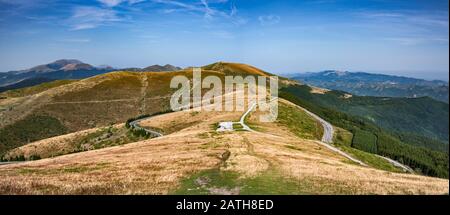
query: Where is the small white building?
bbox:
[217,122,233,132]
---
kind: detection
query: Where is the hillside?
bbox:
[292,71,449,103]
[0,72,175,154]
[0,62,448,182]
[0,95,448,194]
[0,63,270,155]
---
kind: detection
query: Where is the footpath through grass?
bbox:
[171,168,316,195]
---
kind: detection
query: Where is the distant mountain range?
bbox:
[121,64,182,72]
[292,71,449,103]
[0,59,112,88]
[0,59,182,92]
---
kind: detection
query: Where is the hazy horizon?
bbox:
[2,57,448,82]
[0,0,448,81]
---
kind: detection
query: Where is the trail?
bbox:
[47,96,171,105]
[139,74,149,115]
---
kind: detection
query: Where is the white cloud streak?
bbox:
[97,0,146,7]
[355,10,448,45]
[152,0,246,25]
[69,6,123,30]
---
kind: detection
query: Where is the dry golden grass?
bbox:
[2,124,135,160]
[0,98,448,195]
[1,69,448,195]
[0,128,223,194]
[204,62,273,77]
[3,127,99,160]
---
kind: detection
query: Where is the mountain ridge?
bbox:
[292,70,449,102]
[0,59,112,87]
[0,60,183,90]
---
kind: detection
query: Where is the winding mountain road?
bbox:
[303,103,414,172]
[294,105,334,144]
[240,99,367,166]
[129,118,163,138]
[261,99,413,172]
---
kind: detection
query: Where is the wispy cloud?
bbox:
[153,0,204,13]
[152,0,246,25]
[69,6,123,30]
[361,12,405,18]
[97,0,146,7]
[354,10,448,45]
[258,15,280,26]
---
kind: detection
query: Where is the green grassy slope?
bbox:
[277,103,323,140]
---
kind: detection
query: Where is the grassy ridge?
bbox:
[0,115,67,155]
[0,68,274,158]
[280,84,449,178]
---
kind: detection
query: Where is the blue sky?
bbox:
[0,0,448,80]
